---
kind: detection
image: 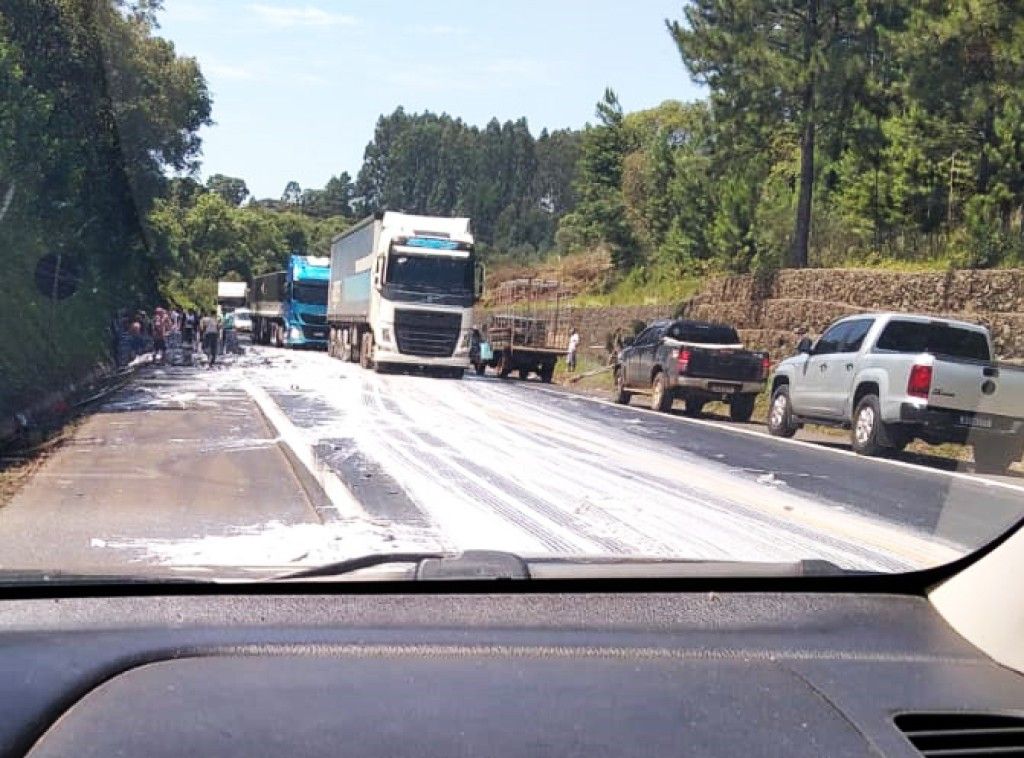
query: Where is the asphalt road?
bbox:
[1,341,1022,576]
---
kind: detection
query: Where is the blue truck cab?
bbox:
[251,255,330,349]
[282,255,330,349]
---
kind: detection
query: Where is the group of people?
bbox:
[113,307,236,368]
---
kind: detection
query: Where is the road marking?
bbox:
[243,380,368,521]
[520,383,1024,496]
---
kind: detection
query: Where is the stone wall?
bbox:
[477,268,1024,363]
[681,268,1024,362]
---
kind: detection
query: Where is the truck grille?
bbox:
[394,310,461,358]
[301,313,326,326]
[302,325,327,341]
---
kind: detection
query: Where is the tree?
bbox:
[281,180,302,205]
[670,0,870,268]
[570,89,638,269]
[206,174,250,206]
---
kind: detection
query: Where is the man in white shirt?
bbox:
[567,328,580,373]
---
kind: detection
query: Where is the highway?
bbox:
[1,344,1022,577]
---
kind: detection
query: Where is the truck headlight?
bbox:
[380,327,393,345]
[289,327,302,340]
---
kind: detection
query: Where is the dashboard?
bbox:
[1,590,1022,757]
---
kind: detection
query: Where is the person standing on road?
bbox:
[200,311,221,367]
[151,307,170,364]
[567,328,580,373]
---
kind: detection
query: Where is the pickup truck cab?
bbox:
[768,313,1024,473]
[614,319,769,420]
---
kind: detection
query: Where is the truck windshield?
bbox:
[386,254,473,292]
[292,282,327,306]
[666,322,740,344]
[876,321,991,361]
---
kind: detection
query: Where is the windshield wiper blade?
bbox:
[269,550,531,582]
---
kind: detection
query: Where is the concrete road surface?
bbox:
[1,345,1022,577]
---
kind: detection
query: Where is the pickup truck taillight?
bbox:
[907,364,933,399]
[677,349,691,375]
[760,355,771,380]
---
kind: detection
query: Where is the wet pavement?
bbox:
[1,342,1022,577]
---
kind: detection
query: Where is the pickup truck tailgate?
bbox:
[928,359,1024,420]
[684,346,764,381]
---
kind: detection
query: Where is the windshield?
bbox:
[666,322,740,344]
[877,321,991,362]
[386,254,473,292]
[292,282,327,307]
[1,1,1022,585]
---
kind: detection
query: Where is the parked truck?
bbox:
[249,255,330,349]
[216,281,247,316]
[473,279,569,383]
[326,212,483,377]
[613,319,770,419]
[768,312,1024,472]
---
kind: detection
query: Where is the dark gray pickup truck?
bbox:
[613,319,770,420]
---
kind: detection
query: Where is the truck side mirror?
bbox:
[797,337,813,354]
[622,336,635,348]
[474,263,485,300]
[373,257,383,290]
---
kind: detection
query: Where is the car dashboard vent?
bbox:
[894,713,1024,757]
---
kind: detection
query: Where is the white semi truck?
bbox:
[326,212,483,377]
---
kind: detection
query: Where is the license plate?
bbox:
[960,415,993,429]
[311,330,326,338]
[709,383,739,395]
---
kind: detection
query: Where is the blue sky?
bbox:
[158,1,703,199]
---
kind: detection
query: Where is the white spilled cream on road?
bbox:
[93,348,968,573]
[238,348,962,573]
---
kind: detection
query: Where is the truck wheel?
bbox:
[613,367,631,405]
[274,325,284,348]
[729,394,757,423]
[539,362,555,384]
[682,398,704,418]
[474,362,487,376]
[497,350,512,379]
[973,438,1020,474]
[359,332,374,369]
[851,394,887,456]
[651,372,673,413]
[517,368,529,381]
[767,386,798,438]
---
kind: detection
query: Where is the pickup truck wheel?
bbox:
[768,386,798,438]
[651,372,673,413]
[729,394,757,423]
[474,362,487,376]
[973,438,1020,474]
[613,368,631,405]
[851,394,887,456]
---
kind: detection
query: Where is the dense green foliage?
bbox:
[0,0,210,412]
[564,1,1024,276]
[353,109,581,261]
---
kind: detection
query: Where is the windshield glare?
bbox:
[386,254,473,292]
[293,282,327,306]
[0,1,1022,584]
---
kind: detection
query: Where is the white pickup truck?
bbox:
[768,313,1024,473]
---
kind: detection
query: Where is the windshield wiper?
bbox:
[269,550,531,581]
[268,552,859,582]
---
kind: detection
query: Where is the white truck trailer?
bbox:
[326,212,483,378]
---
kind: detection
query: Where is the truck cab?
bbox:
[282,255,329,349]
